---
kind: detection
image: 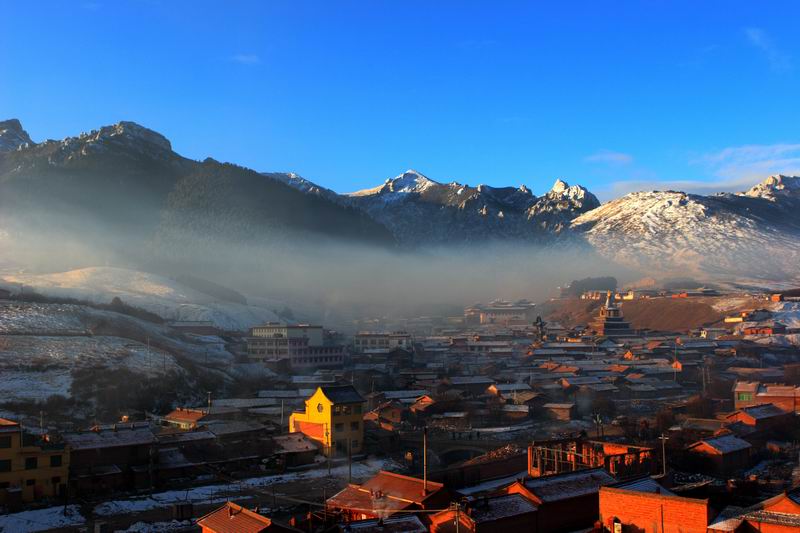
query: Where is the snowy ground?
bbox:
[0,300,245,403]
[0,266,281,331]
[0,504,84,532]
[0,335,182,401]
[94,457,400,517]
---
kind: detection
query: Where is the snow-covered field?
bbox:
[0,266,280,331]
[0,335,181,401]
[0,300,242,402]
[0,504,85,532]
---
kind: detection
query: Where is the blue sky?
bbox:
[2,1,800,199]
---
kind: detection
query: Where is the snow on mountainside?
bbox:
[0,119,33,152]
[572,177,800,284]
[339,170,597,244]
[740,174,800,200]
[0,267,280,331]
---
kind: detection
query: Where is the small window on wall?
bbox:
[0,460,10,472]
[50,455,62,467]
[25,457,37,470]
[0,436,11,448]
[26,479,35,486]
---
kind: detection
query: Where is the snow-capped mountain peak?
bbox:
[546,178,594,202]
[740,174,800,200]
[386,169,437,193]
[0,119,34,152]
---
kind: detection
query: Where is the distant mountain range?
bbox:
[2,118,799,284]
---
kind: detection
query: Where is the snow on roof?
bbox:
[382,390,429,399]
[692,434,752,454]
[63,424,156,451]
[543,403,575,409]
[197,502,273,531]
[457,471,528,496]
[344,515,427,532]
[611,476,675,496]
[450,376,495,385]
[273,432,317,454]
[523,468,614,502]
[469,494,538,522]
[737,403,786,420]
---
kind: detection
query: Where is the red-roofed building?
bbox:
[429,493,539,533]
[504,467,614,532]
[685,434,752,477]
[326,470,449,523]
[198,502,299,533]
[163,408,208,430]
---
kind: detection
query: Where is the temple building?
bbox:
[591,291,635,338]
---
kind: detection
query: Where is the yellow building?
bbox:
[289,385,365,457]
[0,418,70,504]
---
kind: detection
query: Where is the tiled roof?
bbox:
[321,385,365,404]
[523,468,614,502]
[341,516,427,532]
[738,403,786,420]
[165,408,206,423]
[469,494,537,522]
[328,471,444,514]
[611,476,675,496]
[63,424,156,450]
[197,501,274,532]
[691,434,752,454]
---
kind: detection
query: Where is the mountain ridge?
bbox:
[3,118,800,285]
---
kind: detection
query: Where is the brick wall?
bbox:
[599,487,709,533]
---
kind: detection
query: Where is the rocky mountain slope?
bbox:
[277,169,600,245]
[3,117,800,287]
[571,175,800,284]
[0,120,395,269]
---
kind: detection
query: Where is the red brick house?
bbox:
[685,434,752,477]
[708,488,800,532]
[733,382,800,413]
[598,477,711,533]
[724,403,791,432]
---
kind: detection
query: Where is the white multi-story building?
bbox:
[247,323,344,369]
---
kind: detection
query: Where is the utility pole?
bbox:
[348,437,352,483]
[326,424,332,476]
[280,399,285,434]
[659,433,669,476]
[423,426,428,494]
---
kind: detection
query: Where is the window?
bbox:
[0,460,10,472]
[50,455,62,467]
[0,436,11,449]
[335,423,344,432]
[25,457,37,470]
[351,421,360,431]
[737,393,753,401]
[352,439,359,449]
[336,440,346,453]
[51,476,61,485]
[354,405,362,414]
[26,479,35,486]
